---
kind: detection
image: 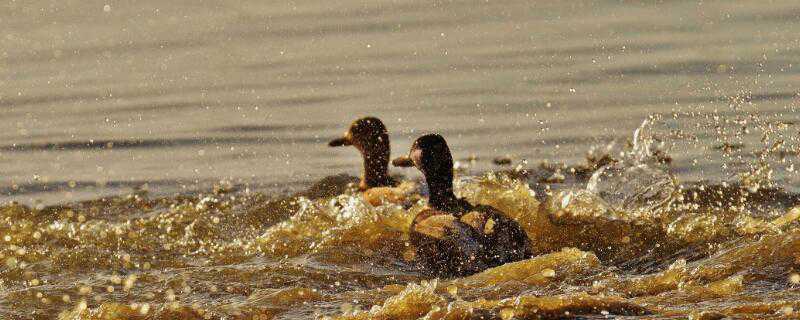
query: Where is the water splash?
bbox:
[587,118,677,214]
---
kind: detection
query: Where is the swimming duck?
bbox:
[329,117,410,206]
[393,134,532,277]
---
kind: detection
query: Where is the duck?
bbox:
[329,117,413,206]
[392,133,532,277]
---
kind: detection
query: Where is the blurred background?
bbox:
[2,0,799,204]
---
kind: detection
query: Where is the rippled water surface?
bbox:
[2,1,800,319]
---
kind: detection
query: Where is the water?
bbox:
[2,174,799,319]
[2,1,800,319]
[3,0,799,204]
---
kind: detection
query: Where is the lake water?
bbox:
[1,1,799,319]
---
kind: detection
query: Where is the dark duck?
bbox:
[393,133,532,277]
[329,117,412,206]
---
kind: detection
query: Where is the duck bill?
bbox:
[392,155,415,167]
[328,136,352,147]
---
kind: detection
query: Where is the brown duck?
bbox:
[329,117,410,206]
[393,133,532,277]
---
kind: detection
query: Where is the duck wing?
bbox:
[473,205,533,264]
[411,210,489,277]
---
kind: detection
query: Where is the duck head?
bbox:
[394,134,465,212]
[329,117,393,190]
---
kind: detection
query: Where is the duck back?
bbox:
[409,204,533,277]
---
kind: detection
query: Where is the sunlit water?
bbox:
[2,1,800,319]
[2,162,800,319]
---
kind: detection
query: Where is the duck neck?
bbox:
[424,170,468,213]
[360,148,392,190]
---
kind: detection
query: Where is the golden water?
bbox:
[2,169,799,319]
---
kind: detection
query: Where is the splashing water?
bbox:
[1,167,799,319]
[2,115,800,319]
[587,118,677,214]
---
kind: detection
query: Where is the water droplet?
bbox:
[446,285,458,297]
[166,289,176,301]
[123,275,137,291]
[500,308,515,320]
[78,286,92,295]
[139,303,150,315]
